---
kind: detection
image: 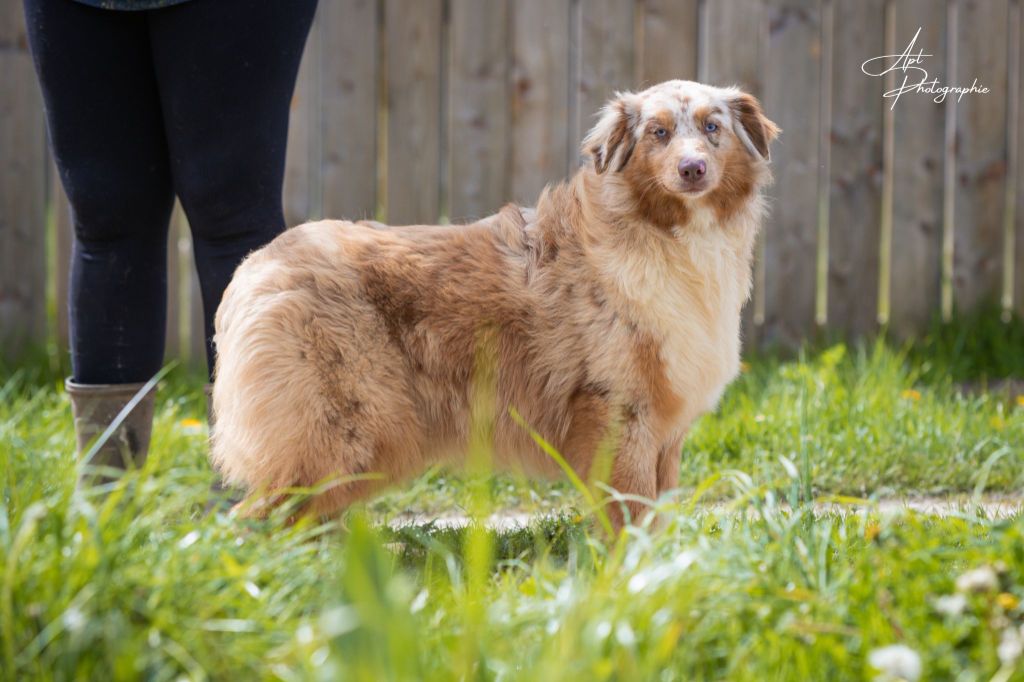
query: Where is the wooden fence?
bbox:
[2,0,1024,366]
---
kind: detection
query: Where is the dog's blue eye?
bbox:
[654,127,668,138]
[704,121,718,133]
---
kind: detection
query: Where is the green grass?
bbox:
[2,326,1024,680]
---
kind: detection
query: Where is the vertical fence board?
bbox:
[510,0,572,205]
[576,0,635,159]
[322,0,378,221]
[890,0,946,337]
[827,0,885,336]
[449,0,510,223]
[954,0,1009,311]
[1003,1,1020,317]
[702,1,763,90]
[187,231,207,373]
[52,168,72,351]
[1018,0,1024,317]
[639,0,698,86]
[761,0,822,346]
[702,0,766,349]
[164,204,184,360]
[284,9,323,227]
[386,0,443,224]
[940,1,958,320]
[0,0,47,359]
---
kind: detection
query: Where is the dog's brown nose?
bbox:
[678,158,707,181]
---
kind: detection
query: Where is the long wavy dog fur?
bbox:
[211,80,779,529]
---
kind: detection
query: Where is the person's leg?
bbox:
[23,0,175,385]
[149,0,319,377]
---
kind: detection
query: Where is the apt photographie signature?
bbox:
[861,27,989,109]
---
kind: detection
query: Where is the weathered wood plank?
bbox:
[284,7,323,227]
[186,232,207,373]
[1003,0,1020,318]
[386,0,443,224]
[164,204,184,360]
[701,0,763,90]
[701,0,766,349]
[449,0,509,223]
[0,0,47,359]
[510,0,572,205]
[638,0,698,86]
[171,219,208,373]
[953,0,1009,312]
[941,0,958,321]
[827,0,885,337]
[52,165,72,351]
[889,0,946,337]
[1017,1,1024,318]
[322,0,378,221]
[576,0,636,161]
[761,0,822,347]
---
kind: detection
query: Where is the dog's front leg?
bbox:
[656,436,683,496]
[603,416,659,532]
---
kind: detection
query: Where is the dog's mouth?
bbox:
[677,178,711,196]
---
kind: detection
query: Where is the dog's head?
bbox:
[583,80,779,226]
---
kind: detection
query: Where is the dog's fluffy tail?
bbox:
[209,269,324,497]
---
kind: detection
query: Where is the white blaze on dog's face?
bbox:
[584,80,780,227]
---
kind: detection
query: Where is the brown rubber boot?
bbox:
[65,379,157,483]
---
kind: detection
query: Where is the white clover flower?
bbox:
[63,607,86,633]
[868,644,922,681]
[955,566,999,594]
[933,593,968,617]
[997,626,1024,666]
[615,622,636,647]
[410,588,429,614]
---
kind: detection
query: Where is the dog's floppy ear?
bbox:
[729,92,780,161]
[583,91,642,174]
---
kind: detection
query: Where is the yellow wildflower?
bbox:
[900,389,921,401]
[865,522,881,542]
[180,418,203,431]
[740,362,751,373]
[997,593,1020,610]
[1016,395,1024,408]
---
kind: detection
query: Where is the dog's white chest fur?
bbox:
[597,210,754,429]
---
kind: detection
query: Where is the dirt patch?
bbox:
[387,495,1022,531]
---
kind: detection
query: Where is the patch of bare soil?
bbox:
[387,495,1023,531]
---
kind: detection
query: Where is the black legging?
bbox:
[23,0,318,383]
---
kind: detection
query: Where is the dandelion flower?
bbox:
[868,644,922,681]
[180,417,204,433]
[1016,395,1024,408]
[900,389,921,402]
[955,566,998,594]
[997,593,1020,611]
[865,522,881,542]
